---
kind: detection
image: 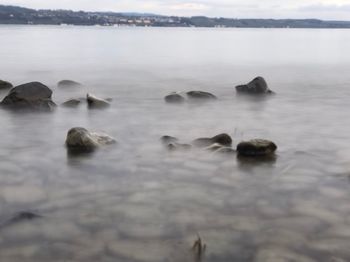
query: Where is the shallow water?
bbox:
[1,26,350,261]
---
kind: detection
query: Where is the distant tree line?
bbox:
[1,5,350,28]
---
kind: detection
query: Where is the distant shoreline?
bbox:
[1,4,350,29]
[1,24,350,30]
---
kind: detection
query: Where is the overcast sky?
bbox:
[1,0,350,20]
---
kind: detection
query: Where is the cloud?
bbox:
[299,4,350,12]
[169,3,209,11]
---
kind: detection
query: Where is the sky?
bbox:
[1,0,350,20]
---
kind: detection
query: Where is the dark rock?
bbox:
[0,82,56,111]
[65,127,116,152]
[186,91,217,100]
[235,76,273,94]
[236,139,277,157]
[0,79,13,90]
[57,80,82,88]
[61,99,81,108]
[165,93,185,103]
[87,93,110,109]
[193,133,232,147]
[161,135,179,145]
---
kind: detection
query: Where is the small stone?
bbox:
[57,80,82,88]
[61,99,81,108]
[186,91,217,100]
[193,133,232,147]
[167,143,192,151]
[87,93,110,109]
[161,135,179,145]
[165,93,185,103]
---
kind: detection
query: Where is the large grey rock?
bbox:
[186,91,217,100]
[236,139,277,156]
[1,82,56,111]
[57,80,82,88]
[164,93,185,103]
[235,77,274,94]
[192,133,232,147]
[87,93,110,109]
[0,80,13,90]
[65,127,116,152]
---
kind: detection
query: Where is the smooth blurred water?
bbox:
[0,25,350,262]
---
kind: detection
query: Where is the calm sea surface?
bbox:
[1,26,350,261]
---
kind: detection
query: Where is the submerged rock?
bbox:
[87,93,110,109]
[164,92,185,103]
[161,135,179,145]
[0,79,13,90]
[236,139,277,157]
[193,133,232,147]
[214,147,236,154]
[0,81,56,111]
[235,76,274,94]
[61,99,81,108]
[57,80,82,88]
[205,143,235,154]
[167,143,192,151]
[186,91,217,100]
[65,127,116,152]
[8,211,42,224]
[0,211,42,228]
[205,143,226,151]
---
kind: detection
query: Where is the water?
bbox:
[0,25,350,261]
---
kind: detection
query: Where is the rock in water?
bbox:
[167,143,192,151]
[161,135,179,145]
[186,91,217,100]
[65,127,116,152]
[61,99,81,108]
[57,80,82,88]
[0,82,56,111]
[193,133,232,147]
[0,79,13,90]
[87,93,110,109]
[214,147,236,154]
[236,139,277,156]
[8,211,42,224]
[164,92,185,103]
[235,77,274,94]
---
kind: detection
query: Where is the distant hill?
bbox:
[1,4,350,28]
